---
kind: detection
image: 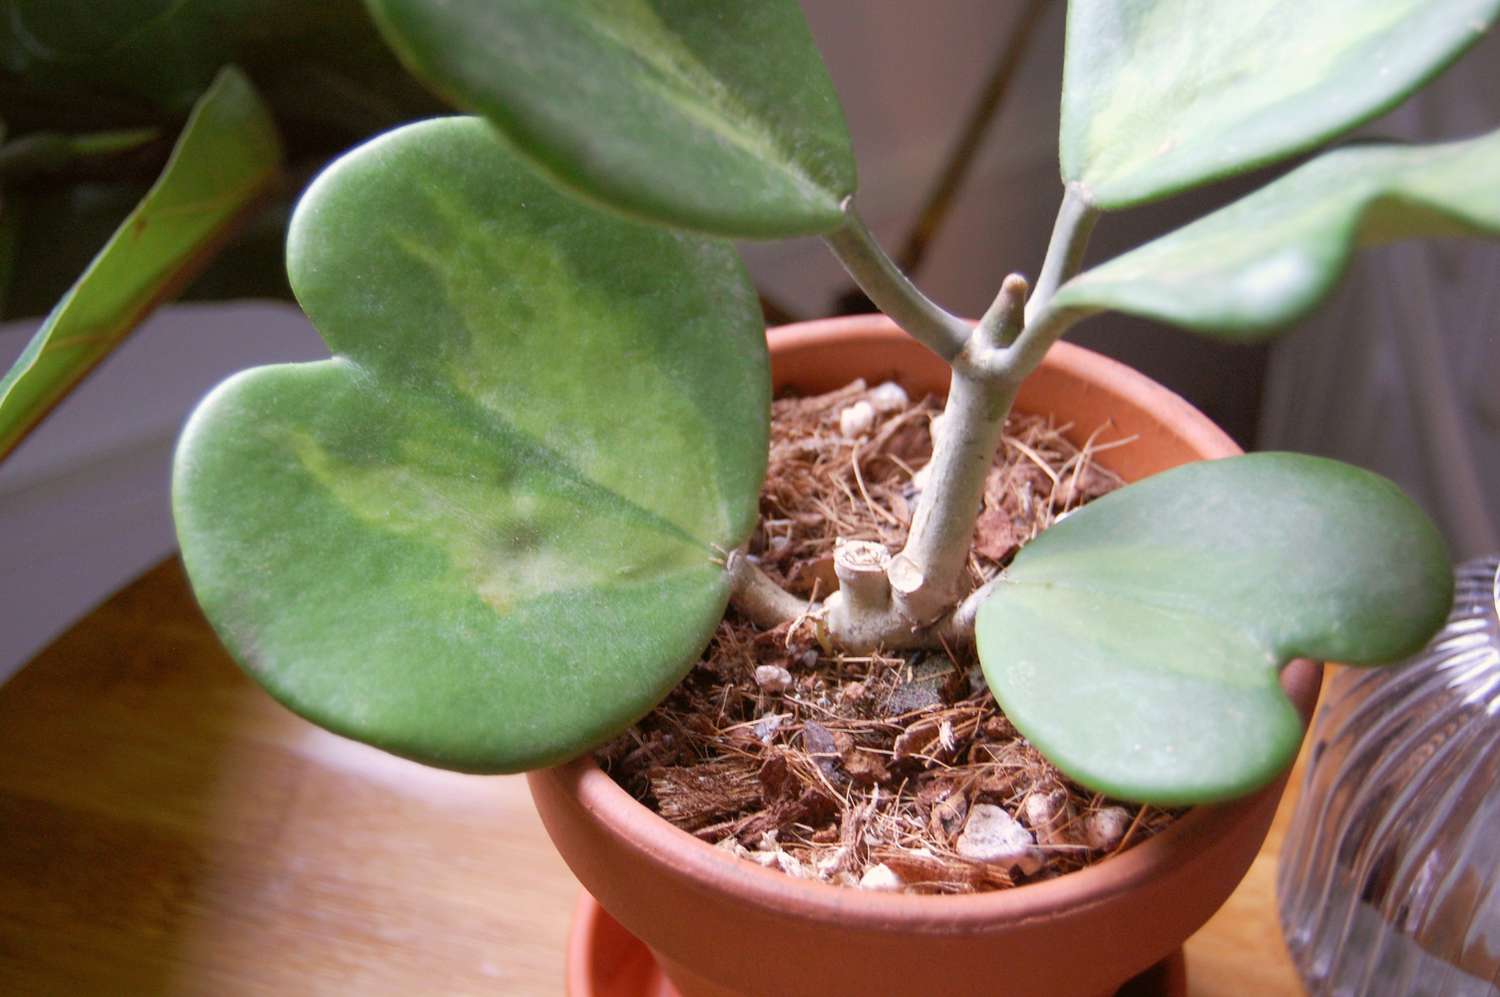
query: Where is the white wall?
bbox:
[0,304,326,682]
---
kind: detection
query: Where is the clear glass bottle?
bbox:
[1278,556,1500,996]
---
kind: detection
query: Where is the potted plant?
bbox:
[162,1,1499,994]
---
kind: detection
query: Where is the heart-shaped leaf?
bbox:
[1049,128,1500,340]
[975,453,1451,805]
[1061,0,1499,209]
[0,67,280,459]
[364,0,856,238]
[173,117,769,773]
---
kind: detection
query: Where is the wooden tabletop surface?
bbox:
[0,558,1307,995]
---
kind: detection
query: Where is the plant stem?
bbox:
[890,361,1018,623]
[726,550,811,629]
[1023,182,1098,331]
[813,188,1105,644]
[823,199,972,361]
[997,300,1093,385]
[875,192,1099,624]
[885,276,1026,625]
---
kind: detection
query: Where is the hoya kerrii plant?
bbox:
[172,0,1500,808]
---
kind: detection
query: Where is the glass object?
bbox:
[1278,556,1500,995]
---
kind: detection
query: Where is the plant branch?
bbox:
[1024,182,1098,331]
[823,562,998,652]
[889,365,1018,624]
[991,300,1095,385]
[823,199,972,362]
[726,549,814,629]
[947,571,1005,639]
[813,187,1103,642]
[975,273,1029,351]
[875,276,1027,625]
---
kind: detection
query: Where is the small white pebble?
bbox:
[715,837,752,860]
[815,847,849,879]
[754,664,793,693]
[956,803,1045,876]
[867,381,910,413]
[776,851,808,878]
[859,863,905,892]
[1023,790,1068,846]
[751,845,805,878]
[1085,807,1131,852]
[839,400,876,438]
[752,712,786,743]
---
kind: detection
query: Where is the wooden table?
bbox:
[0,559,1306,995]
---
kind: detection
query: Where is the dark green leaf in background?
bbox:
[1061,0,1500,208]
[0,189,19,314]
[173,117,770,772]
[0,0,438,134]
[976,453,1451,805]
[365,0,856,238]
[0,126,158,179]
[0,66,280,458]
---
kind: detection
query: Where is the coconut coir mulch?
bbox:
[598,377,1179,895]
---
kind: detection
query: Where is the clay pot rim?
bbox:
[538,314,1320,934]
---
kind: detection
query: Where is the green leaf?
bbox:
[0,127,159,180]
[975,453,1451,805]
[1049,129,1500,340]
[364,0,856,238]
[0,67,280,459]
[173,117,769,773]
[1061,0,1499,209]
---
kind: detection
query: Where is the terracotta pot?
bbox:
[527,314,1322,997]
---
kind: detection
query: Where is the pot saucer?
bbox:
[566,892,1188,997]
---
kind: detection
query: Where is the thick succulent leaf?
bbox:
[1050,129,1500,339]
[173,117,769,773]
[0,67,279,459]
[364,0,855,238]
[1061,0,1500,209]
[976,453,1451,805]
